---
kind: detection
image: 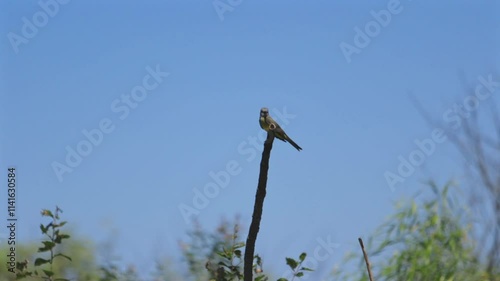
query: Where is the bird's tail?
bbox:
[286,136,302,151]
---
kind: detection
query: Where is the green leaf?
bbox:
[34,258,50,266]
[218,261,229,267]
[217,251,230,259]
[285,258,298,270]
[277,278,288,281]
[54,253,72,261]
[299,252,307,262]
[39,224,48,234]
[54,233,70,243]
[300,267,314,271]
[41,209,54,218]
[233,242,245,249]
[38,241,56,252]
[255,275,267,281]
[42,270,54,277]
[295,272,304,277]
[60,233,70,239]
[234,249,242,258]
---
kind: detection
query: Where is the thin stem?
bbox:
[358,238,374,281]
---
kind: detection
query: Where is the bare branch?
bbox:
[244,132,274,281]
[358,237,374,281]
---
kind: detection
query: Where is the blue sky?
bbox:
[1,0,499,279]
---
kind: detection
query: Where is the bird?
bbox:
[259,107,302,151]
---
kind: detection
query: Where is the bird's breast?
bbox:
[259,117,269,131]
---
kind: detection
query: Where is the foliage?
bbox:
[207,223,246,281]
[16,206,72,281]
[180,218,313,281]
[180,219,238,281]
[332,182,497,281]
[277,253,313,281]
[1,207,140,281]
[8,182,500,281]
[0,243,37,281]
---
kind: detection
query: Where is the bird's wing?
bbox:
[264,115,280,127]
[265,116,287,142]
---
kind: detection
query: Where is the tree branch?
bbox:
[244,132,274,281]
